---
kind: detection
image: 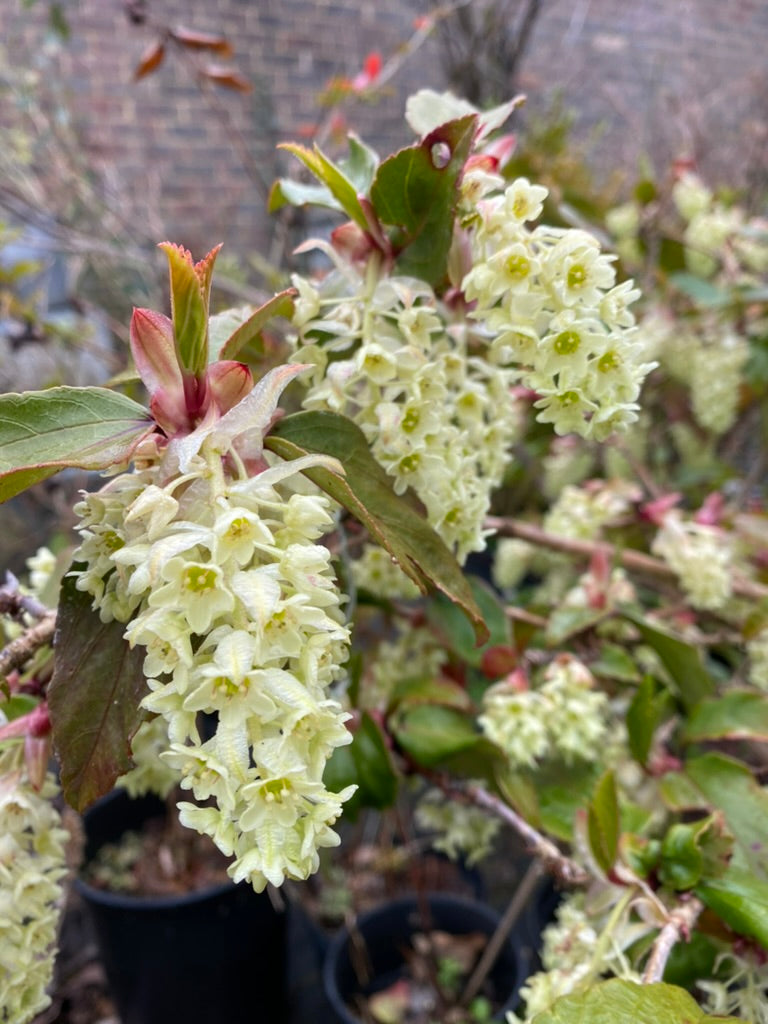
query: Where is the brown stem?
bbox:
[0,611,57,679]
[460,858,543,1008]
[442,779,588,887]
[0,574,51,622]
[642,897,703,984]
[486,516,768,602]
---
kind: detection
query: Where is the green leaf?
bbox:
[268,178,343,216]
[325,712,398,816]
[684,752,768,880]
[341,134,379,194]
[626,676,670,766]
[496,768,542,830]
[530,978,744,1023]
[545,606,606,646]
[683,690,768,743]
[277,142,369,230]
[534,759,602,842]
[208,290,295,362]
[658,814,732,890]
[669,272,731,308]
[389,675,472,713]
[370,115,476,285]
[622,611,715,710]
[159,242,210,376]
[265,410,487,644]
[696,867,768,947]
[659,771,710,812]
[0,387,154,503]
[393,705,480,768]
[427,576,510,669]
[0,694,38,720]
[662,931,719,989]
[48,566,148,812]
[587,770,620,874]
[591,643,642,683]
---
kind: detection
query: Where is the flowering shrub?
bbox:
[0,90,767,1023]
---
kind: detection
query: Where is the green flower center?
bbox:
[553,330,581,356]
[512,195,528,219]
[597,350,620,373]
[262,778,291,802]
[213,675,242,697]
[102,530,124,552]
[402,407,420,433]
[399,453,420,474]
[226,517,251,540]
[505,253,531,279]
[183,565,217,593]
[559,390,581,407]
[567,263,587,289]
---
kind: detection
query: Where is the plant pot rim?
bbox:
[75,788,240,910]
[323,891,524,1024]
[73,872,240,910]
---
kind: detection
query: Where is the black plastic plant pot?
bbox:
[322,893,527,1024]
[75,789,287,1024]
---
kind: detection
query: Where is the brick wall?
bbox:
[2,0,767,265]
[517,0,768,192]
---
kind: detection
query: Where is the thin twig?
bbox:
[443,780,588,887]
[0,574,50,621]
[460,858,543,1008]
[486,515,768,602]
[0,612,56,679]
[642,897,703,983]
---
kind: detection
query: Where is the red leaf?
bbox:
[199,64,253,93]
[49,571,148,812]
[130,308,181,397]
[170,25,234,56]
[134,38,166,80]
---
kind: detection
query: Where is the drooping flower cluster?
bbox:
[506,888,648,1024]
[747,627,768,691]
[0,745,68,1024]
[543,480,639,541]
[415,786,500,867]
[294,271,521,562]
[348,543,420,601]
[480,655,608,769]
[638,312,749,436]
[361,625,446,711]
[463,178,654,441]
[72,435,355,892]
[651,511,733,611]
[672,171,768,279]
[698,950,768,1024]
[491,537,535,591]
[116,716,179,800]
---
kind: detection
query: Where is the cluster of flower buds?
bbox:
[480,656,608,770]
[506,889,647,1024]
[72,386,356,892]
[651,510,733,611]
[639,311,749,436]
[293,271,521,562]
[0,744,68,1022]
[415,786,500,867]
[463,178,653,441]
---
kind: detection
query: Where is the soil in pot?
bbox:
[75,789,288,1024]
[302,839,484,930]
[323,893,526,1024]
